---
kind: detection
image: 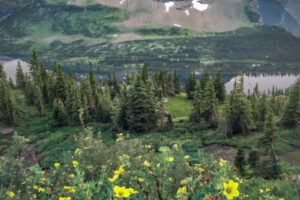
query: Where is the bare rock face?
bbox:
[1,128,14,135]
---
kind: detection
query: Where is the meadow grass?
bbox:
[165,93,193,121]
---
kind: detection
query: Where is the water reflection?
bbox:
[1,57,298,93]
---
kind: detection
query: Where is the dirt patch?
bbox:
[21,142,46,169]
[112,33,143,43]
[202,144,239,162]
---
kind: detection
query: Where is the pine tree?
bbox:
[0,63,6,80]
[213,69,226,103]
[0,79,17,124]
[201,75,218,127]
[96,87,113,123]
[248,149,259,169]
[126,74,157,132]
[53,98,68,126]
[256,92,268,130]
[185,72,196,100]
[261,111,277,154]
[221,76,255,136]
[234,148,245,175]
[173,71,181,94]
[24,78,35,105]
[141,62,149,84]
[16,61,25,90]
[282,78,300,128]
[55,65,66,101]
[29,49,40,85]
[190,83,203,123]
[115,85,129,129]
[35,86,45,116]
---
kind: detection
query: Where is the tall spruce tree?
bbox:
[0,63,6,80]
[221,76,255,137]
[16,61,26,90]
[281,78,300,128]
[0,79,17,124]
[55,65,66,102]
[185,72,196,100]
[24,78,35,105]
[53,98,68,126]
[213,69,226,103]
[126,74,157,132]
[173,71,181,94]
[234,148,245,175]
[261,111,277,154]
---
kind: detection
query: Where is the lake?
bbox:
[1,57,298,93]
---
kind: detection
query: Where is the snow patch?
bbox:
[185,10,190,16]
[192,0,208,11]
[120,0,126,4]
[174,24,181,27]
[165,2,174,12]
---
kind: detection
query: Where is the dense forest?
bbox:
[0,51,299,199]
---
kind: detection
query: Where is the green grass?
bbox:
[165,93,193,121]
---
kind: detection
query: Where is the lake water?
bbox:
[1,57,298,93]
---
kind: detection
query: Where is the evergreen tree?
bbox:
[281,78,300,128]
[96,87,113,123]
[201,75,218,127]
[126,74,157,132]
[29,49,40,85]
[213,69,226,103]
[55,65,66,101]
[35,86,45,116]
[16,61,25,90]
[173,71,181,94]
[221,76,255,136]
[141,62,149,84]
[234,148,245,175]
[256,92,268,129]
[0,79,17,124]
[115,85,129,129]
[53,98,68,126]
[248,149,259,169]
[0,63,6,80]
[24,78,35,105]
[261,111,277,154]
[185,72,196,100]
[190,84,203,123]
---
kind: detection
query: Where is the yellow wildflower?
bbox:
[128,188,138,194]
[145,145,151,149]
[279,198,285,200]
[118,133,123,136]
[223,180,239,200]
[69,174,75,178]
[38,188,45,193]
[168,157,174,162]
[113,186,131,198]
[138,155,142,159]
[9,192,15,198]
[177,186,187,195]
[55,163,60,168]
[73,161,78,168]
[114,166,125,175]
[33,194,37,199]
[266,188,270,192]
[172,144,179,151]
[184,155,190,159]
[138,178,144,182]
[59,197,71,200]
[144,160,150,167]
[75,148,81,155]
[220,162,224,167]
[259,189,264,193]
[33,185,38,190]
[169,177,173,182]
[108,174,119,182]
